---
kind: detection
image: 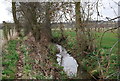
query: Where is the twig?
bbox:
[105,72,118,79]
[106,40,120,72]
[109,40,120,54]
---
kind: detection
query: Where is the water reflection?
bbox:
[56,44,78,77]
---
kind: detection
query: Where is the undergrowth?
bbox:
[2,30,119,79]
[2,40,18,79]
[52,30,119,79]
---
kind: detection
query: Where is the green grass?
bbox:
[52,30,118,49]
[2,40,18,79]
[96,32,118,49]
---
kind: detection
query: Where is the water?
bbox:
[56,44,78,77]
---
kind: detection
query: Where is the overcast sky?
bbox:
[0,0,120,23]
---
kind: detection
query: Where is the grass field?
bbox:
[96,32,118,48]
[52,30,118,49]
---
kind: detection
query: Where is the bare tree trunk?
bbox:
[12,2,21,36]
[3,21,8,40]
[75,2,92,79]
[40,2,52,44]
[75,2,86,57]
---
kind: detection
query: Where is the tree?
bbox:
[75,2,86,55]
[12,2,52,43]
[75,2,92,79]
[12,2,21,36]
[40,2,52,43]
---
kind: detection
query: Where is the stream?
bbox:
[56,44,78,78]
